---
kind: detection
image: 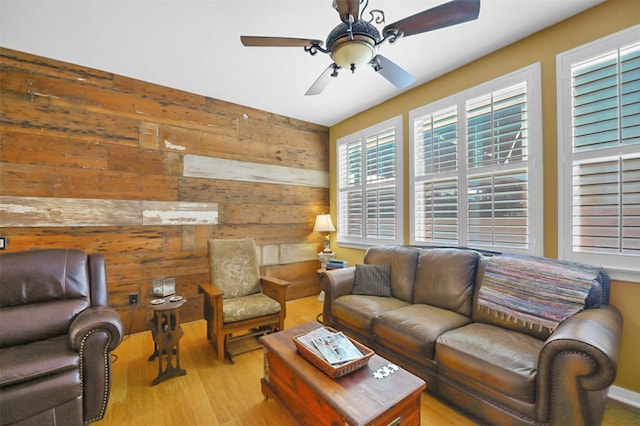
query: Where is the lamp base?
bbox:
[323,235,332,253]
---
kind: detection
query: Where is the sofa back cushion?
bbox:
[0,249,92,348]
[364,246,420,303]
[413,248,479,316]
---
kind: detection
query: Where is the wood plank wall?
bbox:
[0,48,330,334]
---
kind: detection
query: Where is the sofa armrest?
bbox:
[537,305,623,425]
[69,306,123,352]
[322,267,356,299]
[321,267,356,325]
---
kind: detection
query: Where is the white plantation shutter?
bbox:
[413,106,460,244]
[410,65,541,253]
[557,26,640,280]
[467,170,529,248]
[572,158,640,255]
[415,179,459,243]
[339,140,363,237]
[466,84,528,168]
[337,116,403,247]
[466,83,530,249]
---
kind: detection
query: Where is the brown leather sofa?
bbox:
[0,249,124,425]
[322,246,623,426]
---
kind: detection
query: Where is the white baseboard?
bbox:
[609,385,640,409]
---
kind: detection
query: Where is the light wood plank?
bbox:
[278,242,318,264]
[141,201,218,226]
[183,155,329,188]
[0,196,218,227]
[0,196,141,227]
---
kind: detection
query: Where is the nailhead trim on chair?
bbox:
[79,328,113,424]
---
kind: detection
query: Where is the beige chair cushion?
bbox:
[209,238,261,299]
[223,293,281,323]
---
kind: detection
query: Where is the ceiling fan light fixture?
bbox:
[241,0,482,94]
[332,38,376,70]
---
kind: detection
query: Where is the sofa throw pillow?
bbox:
[352,264,392,297]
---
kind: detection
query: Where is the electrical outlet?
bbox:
[128,293,139,306]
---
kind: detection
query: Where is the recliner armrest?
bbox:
[69,306,124,352]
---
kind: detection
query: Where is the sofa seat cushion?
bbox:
[332,295,409,335]
[373,304,471,361]
[435,323,544,403]
[0,335,79,388]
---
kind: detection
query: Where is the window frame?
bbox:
[409,64,543,255]
[557,24,640,282]
[336,115,404,249]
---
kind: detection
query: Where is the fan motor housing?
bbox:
[327,20,381,69]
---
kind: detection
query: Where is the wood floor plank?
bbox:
[96,296,636,426]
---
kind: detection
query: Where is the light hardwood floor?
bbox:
[96,296,638,426]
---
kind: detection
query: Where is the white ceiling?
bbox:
[1,0,604,127]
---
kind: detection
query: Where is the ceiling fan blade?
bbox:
[372,55,415,89]
[240,36,323,48]
[383,0,480,38]
[305,64,337,96]
[334,0,362,23]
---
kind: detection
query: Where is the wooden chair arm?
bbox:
[260,276,290,304]
[199,283,224,299]
[199,283,224,334]
[261,276,290,330]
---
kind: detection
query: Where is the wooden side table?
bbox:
[148,297,187,386]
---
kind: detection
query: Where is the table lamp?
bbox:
[313,214,336,254]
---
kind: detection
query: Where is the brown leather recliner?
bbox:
[0,249,124,425]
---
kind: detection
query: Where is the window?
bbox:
[337,116,403,247]
[557,25,640,282]
[410,64,543,254]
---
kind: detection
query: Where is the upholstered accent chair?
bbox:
[0,249,123,425]
[200,238,289,363]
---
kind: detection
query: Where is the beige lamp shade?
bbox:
[313,214,336,233]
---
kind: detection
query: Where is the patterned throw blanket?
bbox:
[477,254,602,332]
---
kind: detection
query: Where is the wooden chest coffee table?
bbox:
[260,322,426,426]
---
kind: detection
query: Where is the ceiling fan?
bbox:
[241,0,481,95]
